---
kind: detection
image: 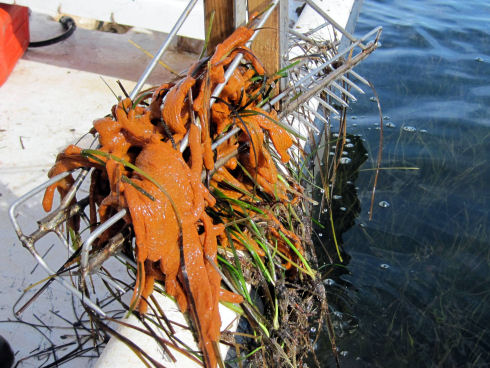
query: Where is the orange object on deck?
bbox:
[0,4,29,86]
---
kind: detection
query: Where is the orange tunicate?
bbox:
[211,101,234,135]
[209,26,255,83]
[42,22,307,368]
[123,137,222,367]
[162,76,196,137]
[221,67,255,104]
[249,107,293,163]
[193,74,214,171]
[216,136,238,170]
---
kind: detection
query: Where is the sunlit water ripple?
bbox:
[315,0,490,366]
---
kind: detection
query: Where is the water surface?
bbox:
[316,0,490,366]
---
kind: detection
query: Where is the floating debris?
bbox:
[324,278,336,286]
[378,200,391,208]
[402,125,417,132]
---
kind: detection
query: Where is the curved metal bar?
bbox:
[9,171,71,237]
[80,209,128,278]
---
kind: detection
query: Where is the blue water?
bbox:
[316,0,490,366]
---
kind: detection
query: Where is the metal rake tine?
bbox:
[348,70,370,86]
[303,21,330,38]
[322,86,350,107]
[269,33,368,107]
[314,96,340,116]
[330,80,357,101]
[289,28,321,45]
[292,106,321,134]
[340,75,365,94]
[302,103,329,129]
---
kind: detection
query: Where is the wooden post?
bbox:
[247,0,287,76]
[203,0,235,55]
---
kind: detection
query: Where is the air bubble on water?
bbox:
[386,122,396,128]
[359,222,367,228]
[380,263,391,270]
[346,181,353,185]
[342,151,349,156]
[333,311,343,318]
[320,188,325,194]
[378,200,390,208]
[352,123,358,127]
[402,125,416,132]
[475,57,484,62]
[345,138,351,143]
[364,152,368,156]
[323,208,328,213]
[339,157,351,164]
[329,151,335,156]
[318,233,323,237]
[310,326,317,333]
[340,207,347,212]
[370,97,376,102]
[351,116,357,120]
[345,143,354,148]
[324,278,335,286]
[333,195,342,200]
[384,115,391,120]
[355,186,359,190]
[340,351,349,357]
[420,129,428,133]
[332,133,339,137]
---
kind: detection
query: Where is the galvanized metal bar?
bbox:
[80,209,128,277]
[129,0,199,100]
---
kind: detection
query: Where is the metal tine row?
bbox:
[208,25,381,155]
